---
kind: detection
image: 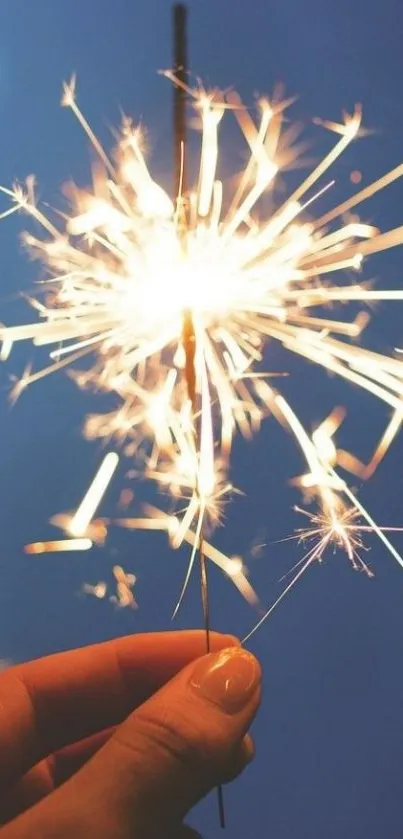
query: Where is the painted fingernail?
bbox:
[241,733,255,764]
[190,647,260,714]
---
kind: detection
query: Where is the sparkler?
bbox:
[1,42,403,644]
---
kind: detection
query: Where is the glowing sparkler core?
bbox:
[2,74,403,615]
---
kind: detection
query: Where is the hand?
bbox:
[0,631,261,838]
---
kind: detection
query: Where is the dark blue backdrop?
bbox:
[1,2,403,837]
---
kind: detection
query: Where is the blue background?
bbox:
[1,1,403,836]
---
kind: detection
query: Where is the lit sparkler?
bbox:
[2,69,403,621]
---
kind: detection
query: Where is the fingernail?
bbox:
[241,733,255,765]
[190,647,260,714]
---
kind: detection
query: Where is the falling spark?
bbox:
[111,564,138,608]
[69,452,119,537]
[0,337,12,361]
[82,580,108,599]
[350,170,362,185]
[25,539,92,554]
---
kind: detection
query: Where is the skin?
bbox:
[0,631,261,838]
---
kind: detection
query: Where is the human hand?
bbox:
[0,631,261,838]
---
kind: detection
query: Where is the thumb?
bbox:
[74,646,260,835]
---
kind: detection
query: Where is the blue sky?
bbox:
[1,1,403,836]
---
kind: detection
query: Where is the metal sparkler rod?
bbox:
[172,4,225,828]
[173,3,188,203]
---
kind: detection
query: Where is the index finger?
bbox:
[0,630,237,788]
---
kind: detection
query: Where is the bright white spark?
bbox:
[25,538,93,554]
[69,452,119,537]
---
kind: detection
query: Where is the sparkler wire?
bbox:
[172,4,225,826]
